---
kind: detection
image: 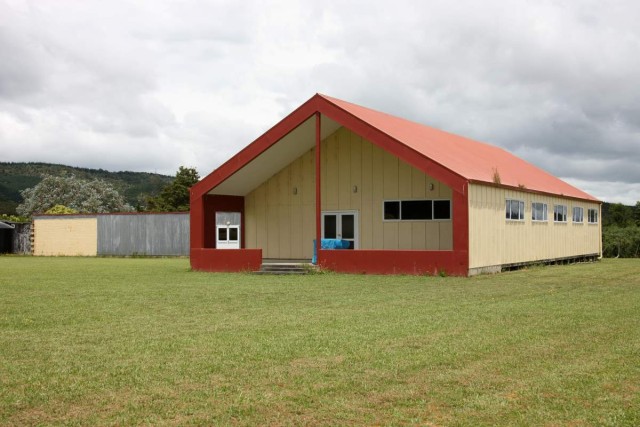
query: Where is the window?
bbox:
[383,201,400,220]
[433,200,451,220]
[217,228,227,240]
[588,208,598,224]
[401,200,432,220]
[383,200,451,221]
[554,205,567,222]
[506,199,524,220]
[532,202,548,221]
[324,215,337,238]
[572,207,584,223]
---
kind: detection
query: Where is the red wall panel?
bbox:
[190,248,262,272]
[318,249,467,276]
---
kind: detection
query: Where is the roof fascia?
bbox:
[468,180,602,203]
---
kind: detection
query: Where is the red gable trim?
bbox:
[191,96,319,201]
[191,94,468,200]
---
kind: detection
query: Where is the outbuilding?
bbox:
[190,94,601,275]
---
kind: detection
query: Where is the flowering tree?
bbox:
[16,175,132,217]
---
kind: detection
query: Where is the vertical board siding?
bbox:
[468,184,601,269]
[34,217,98,256]
[244,127,454,259]
[11,223,31,254]
[97,213,189,256]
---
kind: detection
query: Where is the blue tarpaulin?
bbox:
[312,239,350,264]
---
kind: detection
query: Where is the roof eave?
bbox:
[468,179,602,203]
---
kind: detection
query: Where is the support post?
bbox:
[315,112,321,258]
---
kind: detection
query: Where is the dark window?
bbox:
[229,227,238,241]
[324,215,337,238]
[217,227,227,241]
[341,215,355,239]
[401,200,432,220]
[433,200,451,220]
[385,199,453,221]
[554,205,567,222]
[384,201,400,220]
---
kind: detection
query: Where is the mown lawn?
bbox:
[0,257,639,426]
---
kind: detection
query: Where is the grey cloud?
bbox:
[0,18,47,99]
[1,0,638,204]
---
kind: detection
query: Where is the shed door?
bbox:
[215,212,241,250]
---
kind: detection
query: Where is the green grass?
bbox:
[1,257,639,426]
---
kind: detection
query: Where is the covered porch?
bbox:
[190,94,470,275]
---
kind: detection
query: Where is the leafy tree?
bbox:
[146,167,199,212]
[16,175,132,217]
[603,225,640,258]
[635,201,640,226]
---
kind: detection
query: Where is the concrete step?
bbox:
[254,262,317,275]
[254,270,307,275]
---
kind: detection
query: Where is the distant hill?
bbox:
[0,162,174,215]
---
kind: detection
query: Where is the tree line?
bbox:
[6,167,639,259]
[11,166,199,219]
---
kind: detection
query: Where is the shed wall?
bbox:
[34,217,97,256]
[244,127,453,259]
[13,223,31,254]
[468,184,601,269]
[97,213,189,256]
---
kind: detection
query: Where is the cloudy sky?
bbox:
[1,0,639,204]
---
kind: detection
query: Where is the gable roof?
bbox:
[192,94,598,202]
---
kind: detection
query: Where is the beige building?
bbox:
[190,94,601,275]
[33,215,98,256]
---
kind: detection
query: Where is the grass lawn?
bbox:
[1,257,639,426]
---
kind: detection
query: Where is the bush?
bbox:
[0,213,30,223]
[44,205,79,215]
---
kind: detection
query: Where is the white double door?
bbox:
[321,211,358,249]
[216,211,241,250]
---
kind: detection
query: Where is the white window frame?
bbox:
[382,199,452,222]
[531,202,548,222]
[321,210,359,249]
[554,205,568,223]
[572,207,584,224]
[588,208,599,224]
[506,199,525,221]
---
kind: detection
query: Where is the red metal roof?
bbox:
[319,94,598,202]
[193,94,598,202]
